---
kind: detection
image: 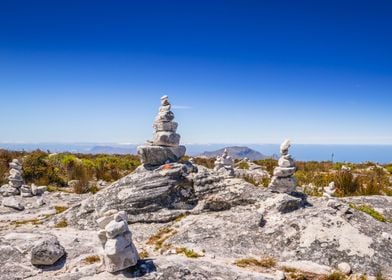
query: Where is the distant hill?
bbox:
[88,145,137,155]
[199,146,269,160]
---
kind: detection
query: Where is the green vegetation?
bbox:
[0,149,140,194]
[175,247,203,258]
[349,203,388,222]
[237,161,250,170]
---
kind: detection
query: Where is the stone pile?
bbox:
[268,139,297,193]
[97,210,139,273]
[323,182,336,199]
[0,159,29,197]
[137,95,186,167]
[214,149,235,176]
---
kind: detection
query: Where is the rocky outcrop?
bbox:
[137,96,186,167]
[269,140,297,193]
[235,158,270,185]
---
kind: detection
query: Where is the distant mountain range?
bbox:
[199,146,270,160]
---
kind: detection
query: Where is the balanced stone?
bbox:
[97,210,139,273]
[138,95,186,166]
[269,140,297,193]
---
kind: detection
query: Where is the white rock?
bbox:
[275,270,286,280]
[337,262,351,275]
[105,220,129,239]
[2,197,24,210]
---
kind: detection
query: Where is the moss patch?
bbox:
[175,247,203,258]
[349,203,389,222]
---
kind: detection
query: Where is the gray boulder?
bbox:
[31,236,65,266]
[137,145,186,166]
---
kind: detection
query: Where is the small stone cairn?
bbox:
[214,149,235,177]
[0,159,47,199]
[323,182,336,199]
[0,159,30,197]
[97,210,139,273]
[268,139,297,193]
[137,95,186,167]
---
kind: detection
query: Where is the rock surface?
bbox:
[0,163,391,279]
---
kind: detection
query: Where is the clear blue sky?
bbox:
[0,0,391,144]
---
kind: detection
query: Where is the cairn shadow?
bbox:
[290,191,313,207]
[117,259,157,278]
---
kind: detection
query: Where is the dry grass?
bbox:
[235,257,276,269]
[54,205,68,214]
[146,227,177,251]
[55,219,68,228]
[139,250,149,259]
[175,247,203,258]
[12,219,43,226]
[84,255,100,264]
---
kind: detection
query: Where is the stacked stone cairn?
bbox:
[137,95,186,167]
[268,139,297,193]
[97,210,139,273]
[0,159,31,197]
[323,182,336,199]
[214,149,235,177]
[0,159,47,199]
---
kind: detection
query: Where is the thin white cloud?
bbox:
[172,105,192,109]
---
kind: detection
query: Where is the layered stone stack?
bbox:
[0,159,25,196]
[137,95,186,167]
[97,210,139,273]
[268,140,297,193]
[214,149,235,177]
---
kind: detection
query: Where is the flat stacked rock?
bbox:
[0,159,28,197]
[214,149,235,177]
[137,95,186,166]
[97,210,139,273]
[269,139,297,193]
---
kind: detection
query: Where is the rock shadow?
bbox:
[119,259,157,278]
[33,253,67,272]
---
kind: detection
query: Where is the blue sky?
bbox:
[0,0,391,144]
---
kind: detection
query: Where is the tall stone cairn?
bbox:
[0,159,25,196]
[137,95,186,166]
[268,139,297,193]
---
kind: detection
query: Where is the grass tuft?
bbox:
[175,247,203,258]
[55,219,68,228]
[349,203,388,222]
[84,255,100,264]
